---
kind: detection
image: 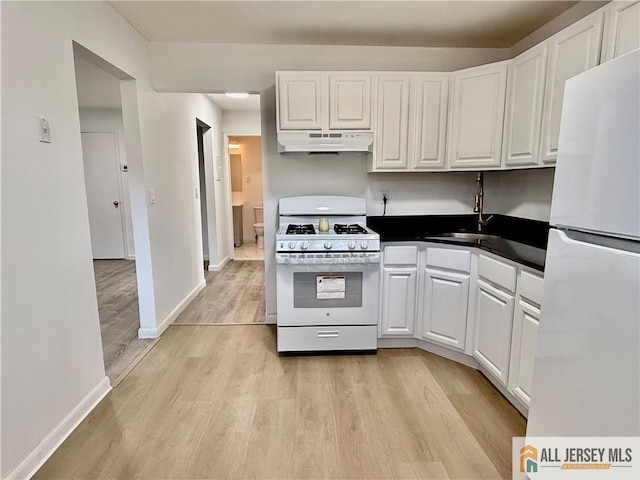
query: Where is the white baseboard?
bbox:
[477,364,529,418]
[377,337,418,348]
[5,377,111,480]
[138,279,206,338]
[416,339,480,369]
[126,254,135,261]
[208,256,229,272]
[265,313,277,324]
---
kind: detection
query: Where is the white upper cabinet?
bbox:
[410,74,450,170]
[277,73,324,130]
[502,44,548,167]
[602,1,640,62]
[539,10,604,165]
[277,72,373,131]
[374,74,411,169]
[329,74,372,130]
[448,62,508,169]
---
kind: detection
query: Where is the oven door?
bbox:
[276,256,380,327]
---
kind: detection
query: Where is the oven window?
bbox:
[293,272,363,308]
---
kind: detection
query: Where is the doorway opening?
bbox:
[227,135,264,261]
[196,120,212,272]
[73,44,155,385]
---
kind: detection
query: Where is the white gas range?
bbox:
[275,195,380,353]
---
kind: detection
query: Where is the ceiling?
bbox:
[208,93,261,111]
[110,1,580,49]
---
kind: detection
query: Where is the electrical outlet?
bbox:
[380,190,389,203]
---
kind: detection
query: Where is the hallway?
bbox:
[175,260,266,324]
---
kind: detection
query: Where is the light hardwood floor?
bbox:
[176,260,265,324]
[234,243,264,260]
[35,325,525,479]
[94,260,155,384]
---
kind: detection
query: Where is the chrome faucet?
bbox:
[474,172,493,232]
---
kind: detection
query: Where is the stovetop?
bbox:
[286,224,316,235]
[276,222,380,253]
[284,223,370,236]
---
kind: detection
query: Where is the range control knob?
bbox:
[348,240,357,249]
[360,240,369,249]
[288,241,296,249]
[301,241,309,250]
[324,241,333,249]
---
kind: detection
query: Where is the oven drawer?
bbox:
[277,325,377,352]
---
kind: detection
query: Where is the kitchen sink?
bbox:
[427,232,501,241]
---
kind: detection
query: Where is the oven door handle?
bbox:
[317,330,340,338]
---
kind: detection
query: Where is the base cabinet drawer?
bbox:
[277,325,377,352]
[478,253,517,292]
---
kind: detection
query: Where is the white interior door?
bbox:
[81,132,125,259]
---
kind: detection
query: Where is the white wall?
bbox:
[79,108,136,258]
[1,2,226,477]
[74,55,123,109]
[484,168,555,222]
[222,110,261,135]
[137,91,225,322]
[151,42,511,93]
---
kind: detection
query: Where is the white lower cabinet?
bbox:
[380,266,418,336]
[379,245,419,337]
[507,269,544,408]
[378,242,544,415]
[420,267,470,351]
[508,299,540,407]
[472,279,515,386]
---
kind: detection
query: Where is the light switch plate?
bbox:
[37,116,51,143]
[149,188,156,205]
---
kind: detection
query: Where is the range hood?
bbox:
[277,131,374,154]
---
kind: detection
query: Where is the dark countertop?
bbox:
[367,214,548,271]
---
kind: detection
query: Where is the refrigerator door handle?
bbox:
[561,229,640,255]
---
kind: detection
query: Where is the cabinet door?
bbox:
[421,268,469,350]
[277,73,323,130]
[374,75,411,169]
[448,62,508,169]
[539,11,604,164]
[410,74,449,170]
[473,279,515,385]
[508,299,540,408]
[329,74,372,130]
[602,1,640,62]
[502,45,548,167]
[380,266,417,336]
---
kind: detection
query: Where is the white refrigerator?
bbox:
[527,50,640,437]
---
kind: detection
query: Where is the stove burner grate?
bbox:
[334,224,368,235]
[286,224,316,235]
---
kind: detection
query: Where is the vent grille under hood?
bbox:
[277,131,374,154]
